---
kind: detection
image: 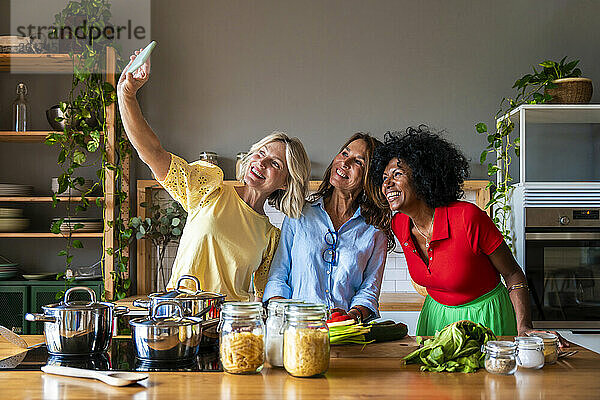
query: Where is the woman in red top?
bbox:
[370,126,533,336]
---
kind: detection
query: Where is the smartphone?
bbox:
[127,41,157,74]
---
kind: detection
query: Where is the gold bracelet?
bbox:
[507,283,528,293]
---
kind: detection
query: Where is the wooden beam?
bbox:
[103,47,117,300]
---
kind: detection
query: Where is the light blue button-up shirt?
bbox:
[263,198,387,318]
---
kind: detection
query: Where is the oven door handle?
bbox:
[526,232,600,240]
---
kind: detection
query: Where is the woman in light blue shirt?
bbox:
[263,133,394,321]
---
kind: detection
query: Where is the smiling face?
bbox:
[329,139,368,194]
[243,140,289,194]
[381,157,419,212]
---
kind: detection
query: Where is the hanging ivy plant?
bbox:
[476,57,582,250]
[45,0,131,300]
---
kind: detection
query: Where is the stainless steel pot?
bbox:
[133,275,225,320]
[130,300,203,361]
[25,286,129,356]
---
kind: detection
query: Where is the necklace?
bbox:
[412,211,435,248]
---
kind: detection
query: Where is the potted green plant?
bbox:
[476,57,588,249]
[130,197,188,291]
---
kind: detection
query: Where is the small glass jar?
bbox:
[265,299,303,367]
[515,336,545,369]
[236,152,247,179]
[482,341,518,375]
[283,303,329,377]
[529,332,559,364]
[218,302,265,374]
[199,151,219,166]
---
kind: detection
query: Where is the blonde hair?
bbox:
[237,131,311,219]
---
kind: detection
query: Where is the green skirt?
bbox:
[416,283,517,336]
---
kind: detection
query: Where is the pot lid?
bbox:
[129,315,201,328]
[130,300,201,327]
[42,286,109,311]
[147,275,225,300]
[43,300,110,311]
[149,290,225,301]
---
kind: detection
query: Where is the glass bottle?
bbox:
[515,336,545,369]
[218,302,265,374]
[265,299,303,367]
[13,83,29,131]
[529,332,559,364]
[199,151,219,166]
[482,340,518,375]
[283,303,329,377]
[236,152,247,179]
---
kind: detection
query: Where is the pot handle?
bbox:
[114,306,130,316]
[151,300,184,319]
[132,299,150,309]
[64,286,96,305]
[25,313,56,323]
[176,275,202,294]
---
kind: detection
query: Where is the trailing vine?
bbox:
[476,57,583,250]
[46,0,131,300]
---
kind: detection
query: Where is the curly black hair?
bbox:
[370,125,470,209]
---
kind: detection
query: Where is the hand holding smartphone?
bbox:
[127,41,156,74]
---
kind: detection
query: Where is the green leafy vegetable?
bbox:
[403,320,496,373]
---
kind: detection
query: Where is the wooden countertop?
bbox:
[1,335,599,399]
[379,292,425,311]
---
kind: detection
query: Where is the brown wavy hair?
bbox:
[309,133,394,251]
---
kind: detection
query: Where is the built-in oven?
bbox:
[525,207,600,329]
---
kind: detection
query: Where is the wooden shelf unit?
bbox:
[0,232,103,238]
[0,196,103,203]
[0,48,130,300]
[0,53,73,73]
[0,131,60,142]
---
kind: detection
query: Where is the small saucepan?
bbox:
[26,286,129,356]
[133,275,225,320]
[130,300,205,361]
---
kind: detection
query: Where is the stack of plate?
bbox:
[0,183,33,197]
[0,208,29,232]
[51,178,97,197]
[52,218,103,233]
[0,263,19,280]
[22,272,59,281]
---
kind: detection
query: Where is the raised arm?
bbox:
[117,50,171,180]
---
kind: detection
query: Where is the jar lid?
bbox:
[267,299,304,314]
[221,301,263,317]
[515,336,544,349]
[199,151,218,157]
[284,303,327,319]
[484,340,517,355]
[529,332,558,344]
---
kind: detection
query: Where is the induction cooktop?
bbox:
[0,338,222,372]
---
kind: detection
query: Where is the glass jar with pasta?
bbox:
[283,303,329,377]
[219,302,265,374]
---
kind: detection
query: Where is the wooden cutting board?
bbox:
[330,336,419,358]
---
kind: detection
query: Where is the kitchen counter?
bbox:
[1,335,599,399]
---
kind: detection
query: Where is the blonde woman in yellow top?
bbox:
[117,50,311,301]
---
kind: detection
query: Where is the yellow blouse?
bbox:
[158,154,280,301]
